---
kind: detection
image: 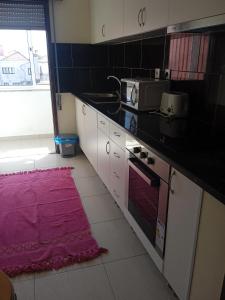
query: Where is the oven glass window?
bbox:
[128,165,159,245]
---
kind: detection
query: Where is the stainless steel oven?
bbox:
[126,139,170,258]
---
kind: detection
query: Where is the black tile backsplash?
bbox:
[109,44,124,67]
[53,27,225,133]
[56,44,72,68]
[124,40,142,68]
[141,37,165,69]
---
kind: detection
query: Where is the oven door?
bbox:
[128,157,160,245]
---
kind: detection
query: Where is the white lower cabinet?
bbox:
[97,129,110,188]
[110,140,125,210]
[75,97,98,170]
[163,168,203,300]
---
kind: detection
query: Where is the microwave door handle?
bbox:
[131,84,136,105]
[128,159,159,187]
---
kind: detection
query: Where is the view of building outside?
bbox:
[0,30,50,87]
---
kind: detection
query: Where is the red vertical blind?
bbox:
[168,33,209,80]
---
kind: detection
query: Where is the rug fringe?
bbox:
[0,167,74,177]
[3,248,108,277]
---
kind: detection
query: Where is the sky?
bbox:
[0,30,48,58]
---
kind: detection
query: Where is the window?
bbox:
[2,67,15,74]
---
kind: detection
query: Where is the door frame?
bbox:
[43,1,60,152]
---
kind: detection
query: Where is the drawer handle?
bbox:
[113,152,120,159]
[100,120,105,125]
[113,131,121,137]
[113,189,119,198]
[113,171,120,179]
[169,170,176,195]
[106,141,110,155]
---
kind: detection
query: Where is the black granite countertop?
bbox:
[74,93,225,205]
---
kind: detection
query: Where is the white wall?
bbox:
[49,0,91,43]
[0,89,54,138]
[57,93,77,134]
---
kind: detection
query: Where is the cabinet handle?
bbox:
[113,152,120,159]
[138,8,142,27]
[169,170,176,195]
[102,24,105,37]
[113,171,120,179]
[142,7,146,26]
[106,141,110,154]
[113,131,121,137]
[100,120,105,125]
[82,104,86,116]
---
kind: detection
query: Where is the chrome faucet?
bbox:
[106,75,122,115]
[107,75,121,99]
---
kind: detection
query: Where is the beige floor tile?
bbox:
[35,265,115,300]
[74,175,108,197]
[82,193,123,224]
[105,255,177,300]
[92,219,146,263]
[13,279,34,300]
[0,156,35,173]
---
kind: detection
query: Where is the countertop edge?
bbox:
[73,93,225,206]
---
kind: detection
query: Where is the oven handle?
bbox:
[128,158,159,187]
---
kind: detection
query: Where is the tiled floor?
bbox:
[0,150,177,300]
[0,136,55,159]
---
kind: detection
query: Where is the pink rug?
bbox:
[0,167,107,277]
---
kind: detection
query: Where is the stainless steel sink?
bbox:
[82,92,120,104]
[82,92,117,98]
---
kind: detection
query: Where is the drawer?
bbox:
[110,173,125,208]
[110,122,125,148]
[98,114,109,136]
[110,140,125,176]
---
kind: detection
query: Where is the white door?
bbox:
[124,0,145,36]
[169,0,225,25]
[142,0,169,32]
[75,98,86,152]
[97,129,110,188]
[163,168,203,300]
[84,105,98,170]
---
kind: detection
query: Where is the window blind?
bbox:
[0,1,47,30]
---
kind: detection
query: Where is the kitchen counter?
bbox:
[74,93,225,205]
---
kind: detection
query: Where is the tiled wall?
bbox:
[53,33,167,93]
[54,28,225,132]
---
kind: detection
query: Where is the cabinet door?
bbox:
[110,140,125,209]
[163,168,202,300]
[142,0,168,32]
[190,192,225,300]
[105,0,124,40]
[84,105,98,170]
[124,0,144,36]
[169,0,225,25]
[90,0,108,43]
[97,129,110,188]
[75,98,85,152]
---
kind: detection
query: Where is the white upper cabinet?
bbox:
[124,0,169,37]
[169,0,225,25]
[164,168,203,300]
[50,0,91,43]
[124,0,144,36]
[90,0,123,43]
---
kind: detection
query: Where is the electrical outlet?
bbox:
[165,69,171,80]
[155,68,160,79]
